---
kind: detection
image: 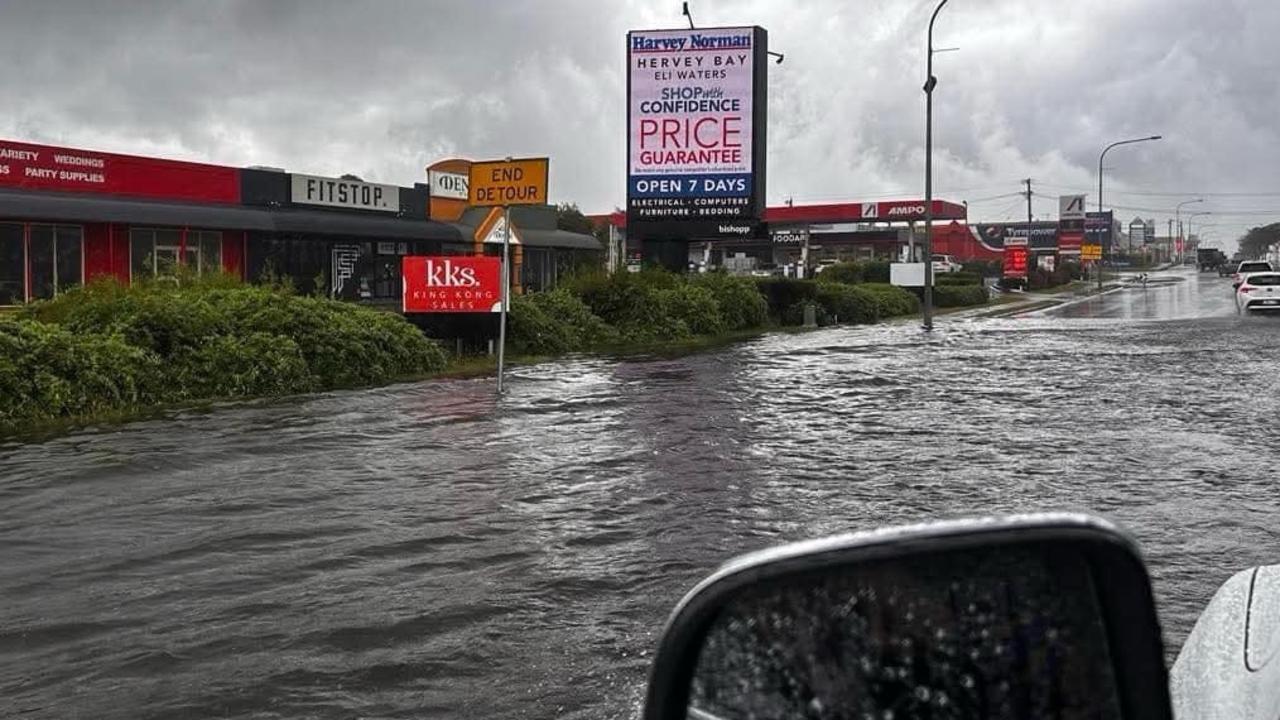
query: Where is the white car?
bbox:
[1235,272,1280,313]
[931,254,962,273]
[1232,260,1273,288]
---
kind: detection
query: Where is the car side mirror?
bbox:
[642,514,1171,720]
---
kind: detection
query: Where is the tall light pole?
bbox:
[1098,135,1162,289]
[922,0,949,331]
[1175,198,1204,264]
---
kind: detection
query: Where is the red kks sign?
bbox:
[0,139,240,203]
[402,256,502,313]
[1004,246,1029,278]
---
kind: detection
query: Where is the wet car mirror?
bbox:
[642,514,1171,720]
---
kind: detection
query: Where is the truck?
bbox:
[1197,247,1228,272]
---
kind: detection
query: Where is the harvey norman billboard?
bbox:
[626,26,768,240]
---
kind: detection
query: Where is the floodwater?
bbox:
[3,268,1278,719]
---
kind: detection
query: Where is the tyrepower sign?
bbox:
[402,256,502,313]
[0,138,239,203]
[626,26,768,239]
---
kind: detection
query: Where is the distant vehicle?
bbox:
[1232,260,1273,288]
[1235,272,1280,312]
[931,254,962,273]
[1197,248,1228,272]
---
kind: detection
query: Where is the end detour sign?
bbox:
[469,158,549,206]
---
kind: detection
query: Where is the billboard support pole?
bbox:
[497,204,511,394]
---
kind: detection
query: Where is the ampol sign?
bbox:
[402,256,502,313]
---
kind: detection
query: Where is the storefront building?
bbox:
[590,199,968,274]
[0,139,600,307]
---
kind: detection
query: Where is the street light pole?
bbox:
[922,0,949,331]
[1175,198,1205,265]
[1097,135,1162,289]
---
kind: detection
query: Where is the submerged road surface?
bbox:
[4,267,1279,719]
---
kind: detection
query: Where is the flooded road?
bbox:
[4,267,1279,719]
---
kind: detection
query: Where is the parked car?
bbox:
[1232,260,1273,288]
[931,254,962,273]
[1235,272,1280,313]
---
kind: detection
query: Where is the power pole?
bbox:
[1025,178,1033,249]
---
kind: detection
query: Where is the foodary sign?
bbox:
[402,256,502,313]
[626,26,768,239]
[0,138,239,203]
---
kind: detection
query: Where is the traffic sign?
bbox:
[468,157,549,206]
[1081,244,1102,261]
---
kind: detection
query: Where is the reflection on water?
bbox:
[2,271,1279,718]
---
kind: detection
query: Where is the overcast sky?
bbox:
[2,0,1277,246]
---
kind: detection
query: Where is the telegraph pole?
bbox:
[1025,178,1033,251]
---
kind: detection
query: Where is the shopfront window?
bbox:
[0,223,23,305]
[130,228,223,280]
[29,225,82,300]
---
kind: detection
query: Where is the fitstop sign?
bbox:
[468,158,549,206]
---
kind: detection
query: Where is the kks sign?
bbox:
[402,256,502,313]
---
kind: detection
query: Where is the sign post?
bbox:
[468,157,550,394]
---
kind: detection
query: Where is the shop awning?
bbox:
[0,188,464,241]
[269,208,461,241]
[0,188,275,230]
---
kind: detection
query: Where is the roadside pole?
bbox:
[467,156,550,396]
[497,205,511,393]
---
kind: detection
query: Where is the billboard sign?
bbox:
[1085,211,1114,249]
[626,26,768,239]
[402,256,502,313]
[1004,245,1029,278]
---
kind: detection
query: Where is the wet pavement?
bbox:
[3,266,1278,719]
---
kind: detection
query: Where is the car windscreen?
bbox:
[1240,263,1271,273]
[1245,274,1280,286]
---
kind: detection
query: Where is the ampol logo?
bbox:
[861,202,877,217]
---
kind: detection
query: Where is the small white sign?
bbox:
[291,173,398,212]
[429,170,469,200]
[482,214,522,245]
[890,262,926,287]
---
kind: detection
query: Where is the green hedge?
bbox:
[754,278,820,321]
[935,272,983,286]
[931,284,990,307]
[4,278,449,431]
[690,272,769,331]
[814,262,864,285]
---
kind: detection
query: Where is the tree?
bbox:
[1237,223,1280,259]
[556,203,594,235]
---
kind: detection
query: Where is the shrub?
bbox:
[529,288,617,348]
[659,284,725,337]
[814,261,864,285]
[755,278,820,322]
[935,272,982,286]
[815,284,880,324]
[932,284,989,307]
[7,279,448,431]
[782,301,832,327]
[690,272,769,331]
[862,261,892,283]
[860,283,921,317]
[509,294,575,356]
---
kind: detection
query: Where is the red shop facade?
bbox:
[0,138,460,306]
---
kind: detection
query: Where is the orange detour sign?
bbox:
[468,158,549,206]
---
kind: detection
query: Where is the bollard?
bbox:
[803,302,817,328]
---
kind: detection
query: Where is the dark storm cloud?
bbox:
[1,0,1276,244]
